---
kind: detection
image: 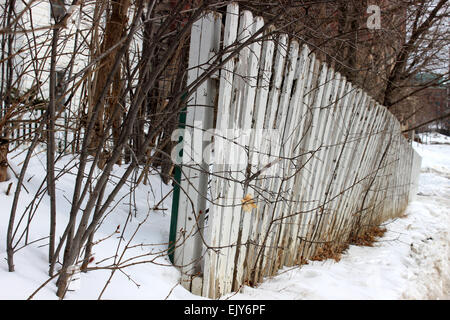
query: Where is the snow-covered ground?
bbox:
[0,148,197,300]
[0,133,448,300]
[418,132,450,145]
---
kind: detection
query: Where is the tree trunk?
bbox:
[0,138,9,182]
[88,0,130,158]
[47,26,60,275]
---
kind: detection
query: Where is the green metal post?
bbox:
[168,103,187,264]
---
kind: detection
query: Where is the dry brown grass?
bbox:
[310,242,350,262]
[308,225,387,262]
[349,226,387,247]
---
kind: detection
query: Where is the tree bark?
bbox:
[47,26,60,276]
[88,0,130,158]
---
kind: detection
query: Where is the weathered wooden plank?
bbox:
[353,103,392,234]
[300,66,340,259]
[295,62,332,260]
[219,9,254,295]
[233,15,265,290]
[289,52,321,265]
[282,47,317,266]
[244,28,276,285]
[253,34,289,280]
[264,35,288,129]
[174,15,202,270]
[330,92,374,244]
[244,24,276,277]
[330,93,380,244]
[276,44,312,267]
[175,12,220,289]
[202,2,239,299]
[316,88,365,247]
[310,78,355,247]
[342,99,387,238]
[268,39,301,274]
[302,71,345,255]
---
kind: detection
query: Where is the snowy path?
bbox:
[226,140,450,300]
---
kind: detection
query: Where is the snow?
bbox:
[418,132,450,145]
[0,147,199,300]
[0,133,449,300]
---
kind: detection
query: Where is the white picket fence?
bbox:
[172,3,422,298]
[6,107,80,154]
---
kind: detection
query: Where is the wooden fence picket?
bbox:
[173,12,221,292]
[244,25,276,285]
[202,3,239,299]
